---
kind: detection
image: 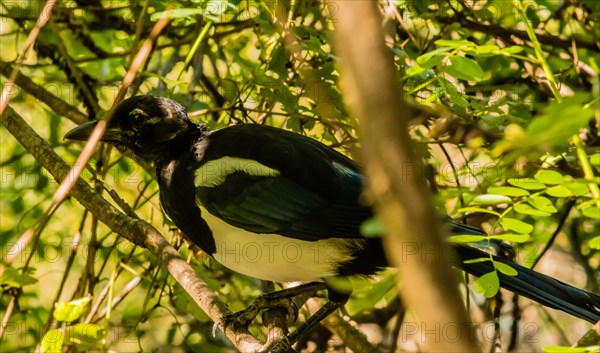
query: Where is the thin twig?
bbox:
[530,200,575,270]
[0,0,58,116]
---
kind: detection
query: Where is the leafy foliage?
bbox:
[1,0,598,352]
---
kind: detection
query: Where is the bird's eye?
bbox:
[130,108,146,119]
[129,108,147,130]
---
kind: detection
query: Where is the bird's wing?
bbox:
[194,124,372,241]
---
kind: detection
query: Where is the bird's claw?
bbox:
[219,304,260,330]
[261,337,294,353]
[218,296,299,331]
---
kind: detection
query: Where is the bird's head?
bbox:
[65,95,203,163]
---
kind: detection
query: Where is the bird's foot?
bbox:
[219,282,326,331]
[259,301,342,353]
[221,295,299,330]
[262,336,294,353]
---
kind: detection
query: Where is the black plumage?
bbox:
[65,95,600,324]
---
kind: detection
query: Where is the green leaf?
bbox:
[449,235,488,243]
[406,64,427,76]
[67,323,106,345]
[434,39,477,47]
[458,207,502,217]
[445,56,485,81]
[582,207,600,219]
[528,196,558,213]
[463,257,491,264]
[514,203,551,217]
[472,45,500,55]
[507,178,546,190]
[453,95,471,108]
[563,183,590,196]
[488,186,530,197]
[500,217,534,234]
[360,218,384,237]
[0,267,38,287]
[589,153,600,166]
[589,236,600,250]
[527,94,594,147]
[565,183,590,196]
[437,77,470,107]
[346,273,397,315]
[493,261,518,276]
[500,46,524,54]
[578,199,599,209]
[472,194,513,205]
[417,54,445,69]
[416,47,453,65]
[579,176,600,184]
[534,170,564,185]
[41,329,64,353]
[545,185,573,198]
[474,271,500,298]
[54,297,92,323]
[489,233,530,243]
[268,45,288,77]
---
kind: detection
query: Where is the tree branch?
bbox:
[437,16,599,50]
[0,60,88,124]
[331,1,479,352]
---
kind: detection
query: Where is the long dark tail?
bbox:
[454,244,600,323]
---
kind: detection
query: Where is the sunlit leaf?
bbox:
[417,55,445,69]
[463,257,491,264]
[434,39,476,47]
[500,217,534,234]
[416,47,453,65]
[565,183,591,196]
[458,207,502,217]
[500,46,524,54]
[489,233,530,243]
[534,170,564,185]
[472,194,513,205]
[493,261,518,276]
[67,323,107,345]
[589,236,600,250]
[488,186,530,197]
[528,196,558,213]
[41,329,64,353]
[514,203,551,217]
[54,297,92,323]
[582,207,600,219]
[449,235,488,243]
[474,271,500,298]
[472,45,500,55]
[507,178,546,190]
[445,56,485,81]
[406,64,427,76]
[545,185,572,198]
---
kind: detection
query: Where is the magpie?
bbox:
[65,95,600,326]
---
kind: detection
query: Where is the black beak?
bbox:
[64,120,125,142]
